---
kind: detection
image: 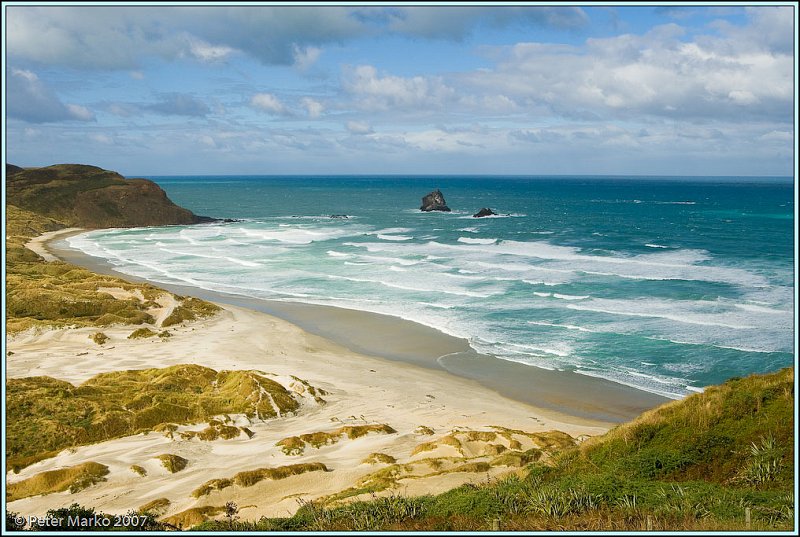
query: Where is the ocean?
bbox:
[66,175,795,399]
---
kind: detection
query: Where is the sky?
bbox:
[3,2,797,176]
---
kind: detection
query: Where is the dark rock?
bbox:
[329,214,350,219]
[420,189,451,212]
[194,216,241,224]
[473,208,497,218]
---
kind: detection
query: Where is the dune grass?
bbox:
[128,327,157,339]
[180,420,244,441]
[6,365,299,470]
[276,424,397,456]
[7,462,109,502]
[138,498,170,515]
[191,463,329,498]
[130,464,147,476]
[89,332,109,345]
[156,454,188,473]
[363,453,397,465]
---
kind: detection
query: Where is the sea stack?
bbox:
[473,208,497,218]
[420,189,451,212]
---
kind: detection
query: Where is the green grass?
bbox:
[6,365,300,470]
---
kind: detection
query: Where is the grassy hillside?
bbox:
[190,368,794,531]
[6,163,209,228]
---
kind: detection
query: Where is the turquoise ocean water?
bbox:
[67,176,795,399]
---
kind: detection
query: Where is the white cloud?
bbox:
[188,37,235,62]
[293,45,321,70]
[66,104,95,121]
[346,120,373,134]
[302,97,324,118]
[251,93,287,115]
[343,64,456,111]
[460,20,793,123]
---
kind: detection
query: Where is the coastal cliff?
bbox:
[6,163,211,228]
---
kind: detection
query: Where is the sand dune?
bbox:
[7,299,609,524]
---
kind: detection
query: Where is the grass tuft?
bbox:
[156,454,188,473]
[7,462,109,501]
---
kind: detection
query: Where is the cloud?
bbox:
[343,64,456,111]
[251,93,288,115]
[5,6,364,69]
[6,6,591,70]
[302,97,324,118]
[293,45,321,70]
[346,120,373,134]
[385,6,589,38]
[460,19,793,124]
[7,68,95,123]
[146,93,210,117]
[188,37,235,62]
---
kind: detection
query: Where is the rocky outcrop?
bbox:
[473,208,497,218]
[6,164,218,228]
[421,189,451,212]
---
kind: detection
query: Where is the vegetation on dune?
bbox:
[163,506,226,530]
[130,464,147,476]
[157,454,188,473]
[6,462,109,502]
[276,424,397,455]
[6,206,220,334]
[191,369,793,531]
[180,419,247,441]
[363,453,397,465]
[128,327,158,339]
[192,463,329,498]
[415,425,435,435]
[6,365,299,471]
[89,332,109,345]
[138,498,170,516]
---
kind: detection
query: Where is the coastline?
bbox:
[44,228,668,423]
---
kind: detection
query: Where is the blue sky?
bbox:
[4,3,796,176]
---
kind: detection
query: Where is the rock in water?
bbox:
[473,208,497,218]
[420,189,451,212]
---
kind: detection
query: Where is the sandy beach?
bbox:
[6,228,664,524]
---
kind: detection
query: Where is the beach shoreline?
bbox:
[41,227,668,424]
[7,227,626,521]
